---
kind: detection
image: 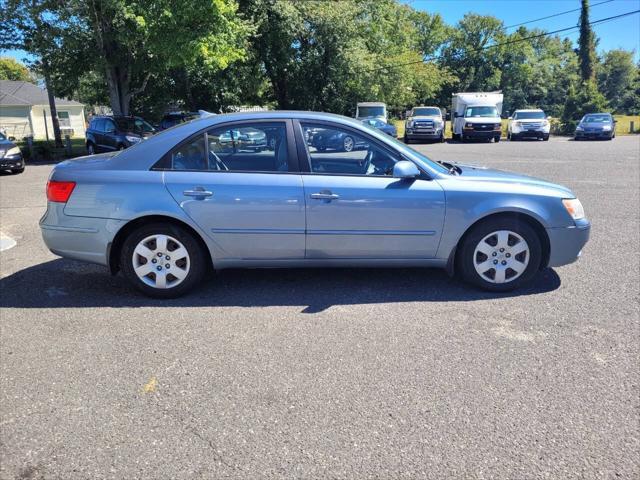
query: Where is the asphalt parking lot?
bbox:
[1,136,639,479]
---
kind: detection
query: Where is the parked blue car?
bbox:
[361,117,397,137]
[41,111,590,298]
[574,113,616,140]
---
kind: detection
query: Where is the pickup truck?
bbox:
[403,106,445,143]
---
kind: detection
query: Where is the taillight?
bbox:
[47,181,76,203]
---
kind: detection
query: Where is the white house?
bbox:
[0,80,86,140]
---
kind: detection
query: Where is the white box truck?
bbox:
[355,102,387,122]
[451,92,503,142]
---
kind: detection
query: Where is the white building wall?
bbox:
[29,105,86,140]
[0,105,32,139]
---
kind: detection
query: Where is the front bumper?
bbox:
[0,154,24,170]
[546,221,591,267]
[463,129,500,139]
[406,128,442,139]
[512,129,548,138]
[575,130,612,139]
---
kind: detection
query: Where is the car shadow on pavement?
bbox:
[0,258,561,312]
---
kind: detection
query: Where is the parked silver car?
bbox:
[40,111,590,298]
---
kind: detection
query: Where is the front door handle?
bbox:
[310,191,339,201]
[183,187,213,198]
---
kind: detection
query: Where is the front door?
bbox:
[163,120,305,260]
[298,122,445,259]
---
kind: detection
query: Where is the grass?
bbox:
[16,138,87,161]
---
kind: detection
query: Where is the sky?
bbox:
[405,0,640,59]
[2,0,640,63]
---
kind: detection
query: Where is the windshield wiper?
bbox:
[437,160,461,175]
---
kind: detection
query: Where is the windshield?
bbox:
[583,114,611,123]
[514,111,545,120]
[465,106,498,118]
[358,106,385,117]
[412,107,440,116]
[115,117,155,133]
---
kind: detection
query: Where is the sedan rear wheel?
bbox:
[458,218,542,291]
[343,136,355,152]
[120,223,207,298]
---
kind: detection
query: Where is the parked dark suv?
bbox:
[86,116,156,154]
[157,112,199,130]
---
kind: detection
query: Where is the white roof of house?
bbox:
[0,80,83,107]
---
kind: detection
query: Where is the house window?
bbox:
[57,111,71,127]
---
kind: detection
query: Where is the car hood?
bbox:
[0,139,17,149]
[449,162,574,196]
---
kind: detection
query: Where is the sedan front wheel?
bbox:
[458,218,542,291]
[120,223,207,298]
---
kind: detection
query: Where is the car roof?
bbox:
[584,112,611,116]
[514,109,544,112]
[357,102,386,106]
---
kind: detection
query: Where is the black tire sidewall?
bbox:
[120,223,207,298]
[458,217,542,292]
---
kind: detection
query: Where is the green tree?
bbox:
[0,57,33,81]
[563,80,608,124]
[598,49,637,113]
[578,0,597,82]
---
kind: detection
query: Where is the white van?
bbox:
[451,92,503,143]
[355,102,387,122]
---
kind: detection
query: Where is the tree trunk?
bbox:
[43,67,63,148]
[106,65,131,116]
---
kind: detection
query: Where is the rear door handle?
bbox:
[310,191,339,201]
[183,187,213,198]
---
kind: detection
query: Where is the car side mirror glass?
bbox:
[393,160,420,179]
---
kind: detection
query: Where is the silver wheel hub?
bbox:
[344,137,353,150]
[473,230,529,284]
[132,234,190,289]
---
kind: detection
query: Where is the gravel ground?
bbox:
[1,136,638,479]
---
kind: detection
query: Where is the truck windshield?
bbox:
[514,111,545,120]
[465,106,498,118]
[412,107,440,116]
[358,106,385,117]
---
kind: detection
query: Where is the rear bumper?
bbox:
[546,221,591,267]
[40,203,126,266]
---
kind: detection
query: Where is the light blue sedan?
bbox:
[40,111,590,298]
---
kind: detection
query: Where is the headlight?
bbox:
[406,120,414,128]
[465,122,473,128]
[6,146,21,156]
[125,135,141,143]
[562,198,585,220]
[543,120,550,126]
[602,125,611,131]
[576,126,584,131]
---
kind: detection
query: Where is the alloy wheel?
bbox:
[343,136,354,152]
[132,234,190,289]
[473,230,529,284]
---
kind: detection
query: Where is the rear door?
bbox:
[162,119,306,260]
[296,120,445,259]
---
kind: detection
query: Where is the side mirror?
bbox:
[8,136,16,141]
[393,160,420,179]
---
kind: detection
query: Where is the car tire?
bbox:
[543,135,549,141]
[403,135,410,144]
[494,136,501,143]
[11,167,25,174]
[440,133,445,143]
[342,136,355,152]
[87,143,96,155]
[120,223,207,298]
[457,217,542,292]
